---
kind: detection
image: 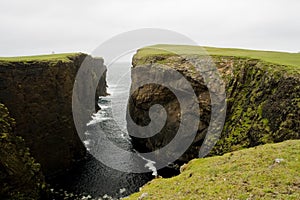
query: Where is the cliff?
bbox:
[0,103,45,200]
[126,140,300,199]
[127,45,300,164]
[0,53,107,177]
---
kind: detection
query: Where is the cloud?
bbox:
[0,0,299,56]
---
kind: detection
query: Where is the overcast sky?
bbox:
[1,0,299,57]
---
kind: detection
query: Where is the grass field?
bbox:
[1,46,299,69]
[125,140,300,200]
[135,44,300,70]
[0,53,81,63]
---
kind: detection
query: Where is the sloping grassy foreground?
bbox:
[125,140,300,200]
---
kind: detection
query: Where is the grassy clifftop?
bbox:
[131,45,300,157]
[128,45,300,199]
[126,140,300,200]
[134,44,300,74]
[133,44,300,78]
[0,53,82,63]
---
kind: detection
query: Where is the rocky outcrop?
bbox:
[0,103,46,200]
[127,55,222,164]
[0,53,107,177]
[127,49,300,164]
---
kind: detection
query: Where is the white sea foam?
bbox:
[119,188,126,194]
[86,112,111,126]
[99,104,110,110]
[137,154,158,177]
[120,133,125,139]
[83,139,91,151]
[83,139,91,146]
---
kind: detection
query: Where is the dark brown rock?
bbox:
[0,103,46,200]
[0,53,107,177]
[128,53,300,164]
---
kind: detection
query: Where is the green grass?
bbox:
[0,53,82,63]
[125,140,300,200]
[135,44,300,70]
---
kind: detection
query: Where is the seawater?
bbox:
[51,63,156,199]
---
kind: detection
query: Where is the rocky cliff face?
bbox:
[0,103,45,200]
[212,57,300,155]
[128,50,300,164]
[0,53,107,177]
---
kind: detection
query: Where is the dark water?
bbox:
[50,63,154,199]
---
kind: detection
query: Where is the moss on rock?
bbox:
[211,57,300,155]
[0,103,46,200]
[129,45,300,161]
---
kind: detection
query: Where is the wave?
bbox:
[99,105,109,110]
[83,139,92,151]
[136,153,158,177]
[87,112,111,126]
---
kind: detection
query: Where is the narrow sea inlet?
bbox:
[50,62,155,199]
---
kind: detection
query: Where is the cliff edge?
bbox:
[128,45,300,163]
[0,53,107,177]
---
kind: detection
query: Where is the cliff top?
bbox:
[126,140,300,200]
[135,44,300,73]
[0,53,84,63]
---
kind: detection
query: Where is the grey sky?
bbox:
[1,0,299,56]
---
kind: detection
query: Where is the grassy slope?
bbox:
[0,53,82,63]
[135,44,300,73]
[126,140,300,200]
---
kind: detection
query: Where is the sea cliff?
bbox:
[126,45,300,199]
[0,53,107,177]
[0,103,45,199]
[128,45,300,162]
